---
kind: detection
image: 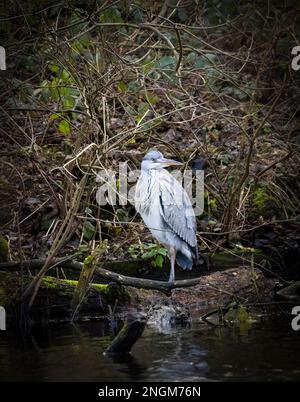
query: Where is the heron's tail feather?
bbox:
[176,251,193,270]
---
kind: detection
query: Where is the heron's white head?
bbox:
[141,150,183,171]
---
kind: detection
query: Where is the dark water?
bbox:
[0,317,300,382]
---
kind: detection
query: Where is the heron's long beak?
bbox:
[157,157,183,167]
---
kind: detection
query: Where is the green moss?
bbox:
[90,283,109,292]
[42,276,60,289]
[83,255,94,267]
[42,276,108,293]
[252,185,277,217]
[0,235,8,262]
[253,186,268,206]
[60,279,78,287]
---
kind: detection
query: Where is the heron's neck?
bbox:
[141,169,160,198]
[142,168,164,175]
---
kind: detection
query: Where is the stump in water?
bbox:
[105,312,146,355]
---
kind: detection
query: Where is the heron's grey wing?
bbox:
[158,171,197,249]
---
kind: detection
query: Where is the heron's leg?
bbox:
[168,247,176,283]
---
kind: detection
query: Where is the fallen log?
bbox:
[105,312,146,355]
[0,258,208,292]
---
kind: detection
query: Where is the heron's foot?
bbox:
[168,274,175,283]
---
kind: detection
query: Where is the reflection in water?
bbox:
[0,317,300,381]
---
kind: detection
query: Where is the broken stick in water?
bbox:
[104,312,146,355]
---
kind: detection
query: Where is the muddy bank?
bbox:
[129,266,277,309]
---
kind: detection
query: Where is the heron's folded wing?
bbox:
[159,172,197,249]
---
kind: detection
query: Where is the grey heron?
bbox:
[135,150,199,282]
